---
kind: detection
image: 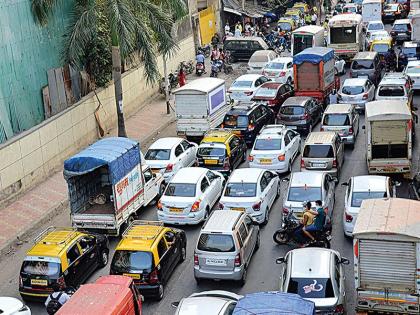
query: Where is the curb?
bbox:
[140,116,177,145]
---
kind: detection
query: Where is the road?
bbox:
[1,61,419,315]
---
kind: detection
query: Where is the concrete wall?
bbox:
[0,35,195,206]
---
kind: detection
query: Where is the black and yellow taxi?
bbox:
[19,227,109,301]
[196,129,247,176]
[110,221,186,300]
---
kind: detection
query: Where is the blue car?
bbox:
[398,41,420,71]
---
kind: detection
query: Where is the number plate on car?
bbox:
[232,207,245,211]
[123,273,141,280]
[259,158,272,164]
[206,258,227,266]
[170,207,183,213]
[205,159,218,165]
[312,163,326,168]
[31,279,48,286]
[384,167,397,172]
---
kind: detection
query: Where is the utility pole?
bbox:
[163,54,171,114]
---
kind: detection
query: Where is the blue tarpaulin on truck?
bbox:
[63,137,140,184]
[293,47,335,65]
[232,291,316,315]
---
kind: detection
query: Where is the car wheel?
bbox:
[156,284,165,301]
[99,250,109,268]
[263,207,270,225]
[254,232,260,251]
[195,276,201,285]
[241,150,247,163]
[180,246,186,263]
[239,267,247,286]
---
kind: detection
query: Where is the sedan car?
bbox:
[338,78,375,111]
[276,248,349,314]
[404,60,420,90]
[249,125,301,174]
[341,175,394,237]
[173,291,243,315]
[219,168,280,224]
[145,137,198,182]
[375,72,413,105]
[0,297,31,315]
[247,50,278,74]
[251,82,294,113]
[228,74,270,101]
[157,167,224,225]
[262,57,294,84]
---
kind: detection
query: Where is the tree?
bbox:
[31,0,187,137]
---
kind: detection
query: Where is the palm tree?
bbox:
[31,0,187,137]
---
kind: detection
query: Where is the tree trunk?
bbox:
[163,54,171,114]
[111,44,127,137]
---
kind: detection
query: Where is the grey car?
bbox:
[350,52,382,85]
[338,78,375,111]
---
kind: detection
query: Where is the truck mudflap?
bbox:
[356,290,420,314]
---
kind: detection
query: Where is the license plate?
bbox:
[31,279,48,286]
[170,207,183,213]
[384,167,397,172]
[123,273,141,280]
[206,258,227,266]
[312,163,326,168]
[205,159,218,165]
[259,158,272,164]
[232,207,245,211]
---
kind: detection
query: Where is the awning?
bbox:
[224,6,242,16]
[222,0,272,18]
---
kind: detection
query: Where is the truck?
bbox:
[328,14,363,60]
[365,100,413,177]
[63,137,165,235]
[57,276,142,315]
[362,0,383,25]
[293,47,340,105]
[291,25,325,56]
[353,198,420,314]
[411,13,420,41]
[174,77,232,141]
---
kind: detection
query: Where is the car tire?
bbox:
[242,151,247,163]
[239,267,247,286]
[254,232,260,251]
[156,284,165,301]
[180,246,186,263]
[195,276,201,285]
[98,250,109,268]
[262,207,270,225]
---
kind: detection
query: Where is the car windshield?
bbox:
[224,183,257,197]
[280,106,305,115]
[22,260,61,277]
[288,278,335,299]
[372,43,390,53]
[254,87,277,98]
[342,85,364,95]
[145,149,171,160]
[223,114,249,128]
[352,60,373,70]
[164,183,196,197]
[393,24,408,31]
[303,145,334,158]
[254,138,282,150]
[368,23,383,31]
[198,146,226,156]
[266,62,285,69]
[288,187,321,202]
[198,233,236,252]
[406,66,420,74]
[351,191,387,207]
[402,47,417,55]
[111,251,153,272]
[323,114,350,126]
[378,86,405,97]
[232,80,253,88]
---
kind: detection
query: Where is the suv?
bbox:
[194,210,260,285]
[110,221,186,300]
[398,41,420,71]
[301,131,345,178]
[196,130,247,176]
[221,103,275,147]
[277,96,323,135]
[19,227,109,301]
[375,73,413,106]
[390,19,412,43]
[321,104,360,148]
[350,52,382,85]
[224,37,269,62]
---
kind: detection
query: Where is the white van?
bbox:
[362,0,383,25]
[291,25,325,56]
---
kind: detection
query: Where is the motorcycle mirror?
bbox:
[276,257,285,264]
[171,302,180,308]
[340,257,350,265]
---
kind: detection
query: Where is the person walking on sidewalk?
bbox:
[178,67,186,87]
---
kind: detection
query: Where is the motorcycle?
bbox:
[273,210,331,248]
[159,71,179,94]
[210,60,223,77]
[196,62,205,76]
[197,45,211,58]
[180,60,194,75]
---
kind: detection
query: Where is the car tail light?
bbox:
[244,91,253,96]
[279,71,286,77]
[362,93,368,100]
[57,275,66,289]
[149,269,159,284]
[335,304,345,314]
[223,158,230,170]
[19,275,23,287]
[218,202,224,209]
[248,124,255,131]
[191,201,200,212]
[349,127,354,135]
[278,154,285,161]
[157,200,163,210]
[194,253,199,266]
[165,163,173,172]
[324,207,329,215]
[283,207,289,214]
[345,211,353,222]
[234,254,242,267]
[333,159,337,167]
[248,155,254,162]
[300,159,305,168]
[354,239,359,258]
[252,201,261,211]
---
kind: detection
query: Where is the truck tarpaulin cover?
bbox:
[232,291,316,315]
[63,137,140,184]
[293,47,335,65]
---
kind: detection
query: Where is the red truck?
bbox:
[293,47,340,107]
[57,276,142,315]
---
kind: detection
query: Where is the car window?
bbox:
[287,62,293,68]
[198,233,236,252]
[206,171,219,183]
[145,149,171,160]
[181,140,192,150]
[143,168,153,183]
[236,232,243,247]
[224,303,237,315]
[201,177,210,191]
[238,223,248,242]
[303,145,334,158]
[260,175,268,191]
[287,278,335,298]
[284,133,291,146]
[323,114,350,126]
[174,144,184,157]
[260,76,269,83]
[225,182,257,197]
[378,86,405,97]
[67,243,81,265]
[255,79,262,87]
[157,238,168,258]
[79,236,95,253]
[253,107,263,120]
[165,183,196,197]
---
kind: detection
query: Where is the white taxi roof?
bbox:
[352,175,388,192]
[228,168,264,183]
[290,248,334,278]
[290,171,324,187]
[171,167,207,184]
[148,137,182,149]
[342,78,368,86]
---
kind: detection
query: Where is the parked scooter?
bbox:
[159,71,179,94]
[197,45,211,58]
[210,60,223,77]
[196,62,205,76]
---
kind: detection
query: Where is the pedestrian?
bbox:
[45,282,70,314]
[305,14,311,25]
[211,45,220,61]
[236,21,243,33]
[329,89,338,104]
[178,67,186,87]
[225,23,231,35]
[311,12,317,25]
[234,26,242,37]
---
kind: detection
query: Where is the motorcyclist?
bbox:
[196,51,206,72]
[303,200,326,242]
[294,201,315,241]
[385,48,396,71]
[211,33,220,46]
[210,46,220,61]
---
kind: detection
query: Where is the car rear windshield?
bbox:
[145,149,171,160]
[393,24,409,31]
[372,44,390,53]
[232,80,253,88]
[111,251,153,272]
[341,85,364,95]
[224,183,257,197]
[164,183,196,197]
[21,260,61,277]
[266,62,284,69]
[250,55,269,62]
[197,233,236,252]
[254,87,277,98]
[351,191,387,207]
[254,138,282,150]
[303,145,334,158]
[351,60,373,70]
[378,86,405,97]
[406,66,420,74]
[223,114,249,128]
[280,106,304,115]
[368,23,383,31]
[288,187,321,202]
[402,47,418,55]
[198,146,226,157]
[288,278,335,299]
[323,114,350,126]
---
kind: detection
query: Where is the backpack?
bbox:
[46,292,63,315]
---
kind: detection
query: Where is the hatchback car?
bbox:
[338,78,375,111]
[277,96,323,134]
[0,297,31,315]
[375,72,413,105]
[341,175,394,237]
[398,41,420,71]
[382,3,407,23]
[247,50,278,74]
[262,57,294,84]
[404,60,420,90]
[157,167,224,225]
[366,20,385,36]
[276,248,349,314]
[251,82,294,114]
[390,18,412,42]
[194,210,260,285]
[145,137,198,182]
[224,37,269,62]
[249,125,301,174]
[350,52,382,84]
[228,74,270,101]
[282,171,336,222]
[221,103,275,146]
[219,168,280,224]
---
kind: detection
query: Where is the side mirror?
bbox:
[276,257,285,264]
[362,125,365,130]
[340,257,350,265]
[341,182,349,186]
[171,301,180,308]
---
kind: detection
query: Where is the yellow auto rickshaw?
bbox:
[278,18,297,32]
[284,9,302,26]
[370,38,393,60]
[293,2,310,14]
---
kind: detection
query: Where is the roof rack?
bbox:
[122,220,164,240]
[34,226,79,246]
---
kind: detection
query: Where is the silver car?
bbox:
[276,248,349,314]
[338,78,375,111]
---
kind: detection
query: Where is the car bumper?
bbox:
[194,266,245,281]
[249,161,289,173]
[278,121,310,132]
[340,134,356,144]
[134,283,162,298]
[157,210,205,225]
[20,289,50,302]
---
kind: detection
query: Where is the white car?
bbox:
[341,175,394,237]
[157,167,224,224]
[262,57,294,84]
[247,50,278,74]
[343,3,358,13]
[375,72,412,103]
[219,168,280,224]
[144,137,198,182]
[334,55,346,75]
[338,78,375,111]
[366,20,385,36]
[249,125,301,174]
[228,74,270,101]
[173,291,243,315]
[0,297,31,315]
[404,60,420,90]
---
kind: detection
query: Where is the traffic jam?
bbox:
[7,0,420,314]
